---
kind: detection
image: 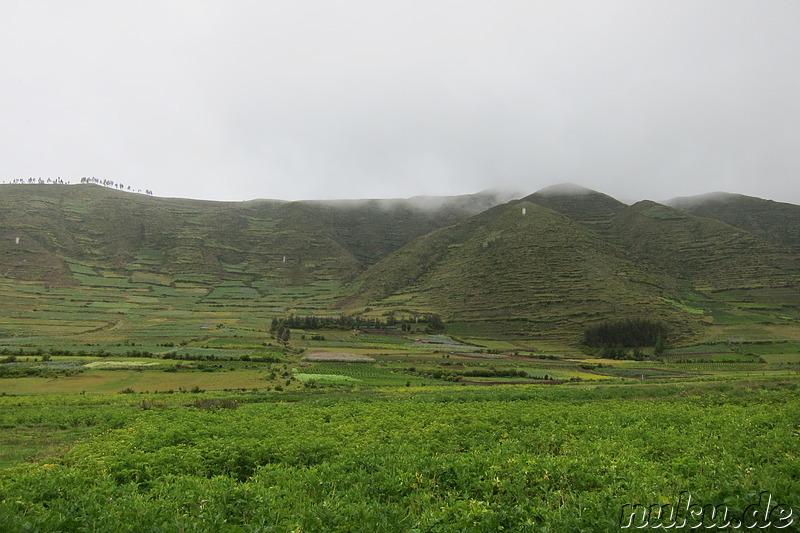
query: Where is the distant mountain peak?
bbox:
[666,191,741,209]
[527,183,627,208]
[533,183,598,196]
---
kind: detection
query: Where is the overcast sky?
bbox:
[2,1,799,203]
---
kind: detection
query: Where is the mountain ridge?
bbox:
[3,182,800,344]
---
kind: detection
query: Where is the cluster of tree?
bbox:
[583,318,667,350]
[79,177,154,195]
[278,312,445,332]
[269,318,292,344]
[1,347,282,363]
[2,176,154,195]
[50,348,152,358]
[599,346,647,361]
[406,368,462,382]
[1,347,92,358]
[386,312,444,332]
[280,314,381,330]
[159,352,283,363]
[5,177,70,184]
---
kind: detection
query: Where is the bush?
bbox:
[191,398,238,410]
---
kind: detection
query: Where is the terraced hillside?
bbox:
[608,200,800,291]
[0,184,504,287]
[346,186,800,343]
[524,183,627,237]
[344,200,702,342]
[669,192,800,253]
[3,182,800,346]
[0,184,521,344]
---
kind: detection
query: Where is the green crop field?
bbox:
[1,382,798,531]
[3,312,800,530]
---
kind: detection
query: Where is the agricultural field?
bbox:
[2,302,800,531]
[1,382,798,531]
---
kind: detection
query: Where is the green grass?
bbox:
[73,274,140,288]
[591,366,691,379]
[294,363,435,387]
[293,373,362,383]
[0,368,285,395]
[658,297,705,315]
[0,426,100,469]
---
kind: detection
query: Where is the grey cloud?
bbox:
[2,1,799,204]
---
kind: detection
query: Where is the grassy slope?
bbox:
[0,184,502,288]
[0,184,517,345]
[522,188,800,343]
[608,200,800,291]
[305,191,513,266]
[524,184,628,236]
[347,201,701,343]
[670,192,800,253]
[347,186,800,343]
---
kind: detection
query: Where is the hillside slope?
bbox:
[668,192,800,254]
[346,185,800,342]
[607,200,800,291]
[3,183,800,345]
[345,200,702,342]
[0,184,504,287]
[524,183,628,237]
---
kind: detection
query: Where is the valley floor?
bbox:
[1,380,798,532]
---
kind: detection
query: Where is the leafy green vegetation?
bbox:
[1,383,798,531]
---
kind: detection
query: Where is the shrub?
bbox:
[191,398,238,410]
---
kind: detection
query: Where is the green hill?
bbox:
[0,184,504,287]
[0,185,347,286]
[607,200,800,291]
[346,185,800,343]
[524,183,628,236]
[2,182,800,346]
[668,192,800,253]
[345,200,702,343]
